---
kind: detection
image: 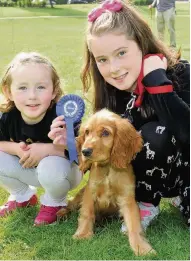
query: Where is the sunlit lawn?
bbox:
[0,2,190,260]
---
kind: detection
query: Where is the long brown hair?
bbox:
[0,52,63,113]
[81,0,179,112]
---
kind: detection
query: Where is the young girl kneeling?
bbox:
[0,52,81,226]
[50,0,190,231]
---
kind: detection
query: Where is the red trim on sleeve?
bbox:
[145,85,173,94]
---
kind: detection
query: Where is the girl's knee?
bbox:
[0,152,18,174]
[0,151,14,161]
[37,156,72,186]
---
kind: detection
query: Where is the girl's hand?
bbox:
[19,141,30,151]
[48,115,67,147]
[19,143,48,168]
[143,55,167,77]
[16,142,30,159]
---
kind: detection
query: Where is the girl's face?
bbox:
[8,63,56,124]
[90,33,143,92]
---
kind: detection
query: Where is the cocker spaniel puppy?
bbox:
[57,109,155,256]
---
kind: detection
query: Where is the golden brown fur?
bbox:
[57,109,156,256]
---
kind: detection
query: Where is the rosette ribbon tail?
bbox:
[65,117,78,164]
[56,94,85,164]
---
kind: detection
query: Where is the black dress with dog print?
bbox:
[114,60,190,226]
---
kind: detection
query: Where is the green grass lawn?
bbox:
[0,2,190,260]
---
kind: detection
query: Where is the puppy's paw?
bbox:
[134,244,156,256]
[56,207,69,218]
[73,231,93,240]
[129,234,156,256]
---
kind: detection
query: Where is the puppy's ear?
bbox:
[111,118,143,169]
[76,126,92,173]
[76,132,84,156]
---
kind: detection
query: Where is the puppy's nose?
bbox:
[82,148,93,157]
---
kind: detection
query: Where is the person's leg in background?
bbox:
[156,10,165,42]
[164,7,176,47]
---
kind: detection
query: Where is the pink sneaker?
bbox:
[121,202,160,233]
[139,202,160,231]
[34,205,63,226]
[0,194,38,217]
[171,196,182,208]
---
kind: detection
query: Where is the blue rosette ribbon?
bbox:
[56,94,85,163]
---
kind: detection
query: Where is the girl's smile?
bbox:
[113,72,128,82]
[26,104,41,111]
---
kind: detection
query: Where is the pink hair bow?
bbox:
[88,0,123,22]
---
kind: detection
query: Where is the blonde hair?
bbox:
[0,52,63,112]
[81,0,179,112]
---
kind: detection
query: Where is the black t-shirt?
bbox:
[0,104,57,144]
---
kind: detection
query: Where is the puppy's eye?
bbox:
[85,129,89,135]
[101,130,110,137]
